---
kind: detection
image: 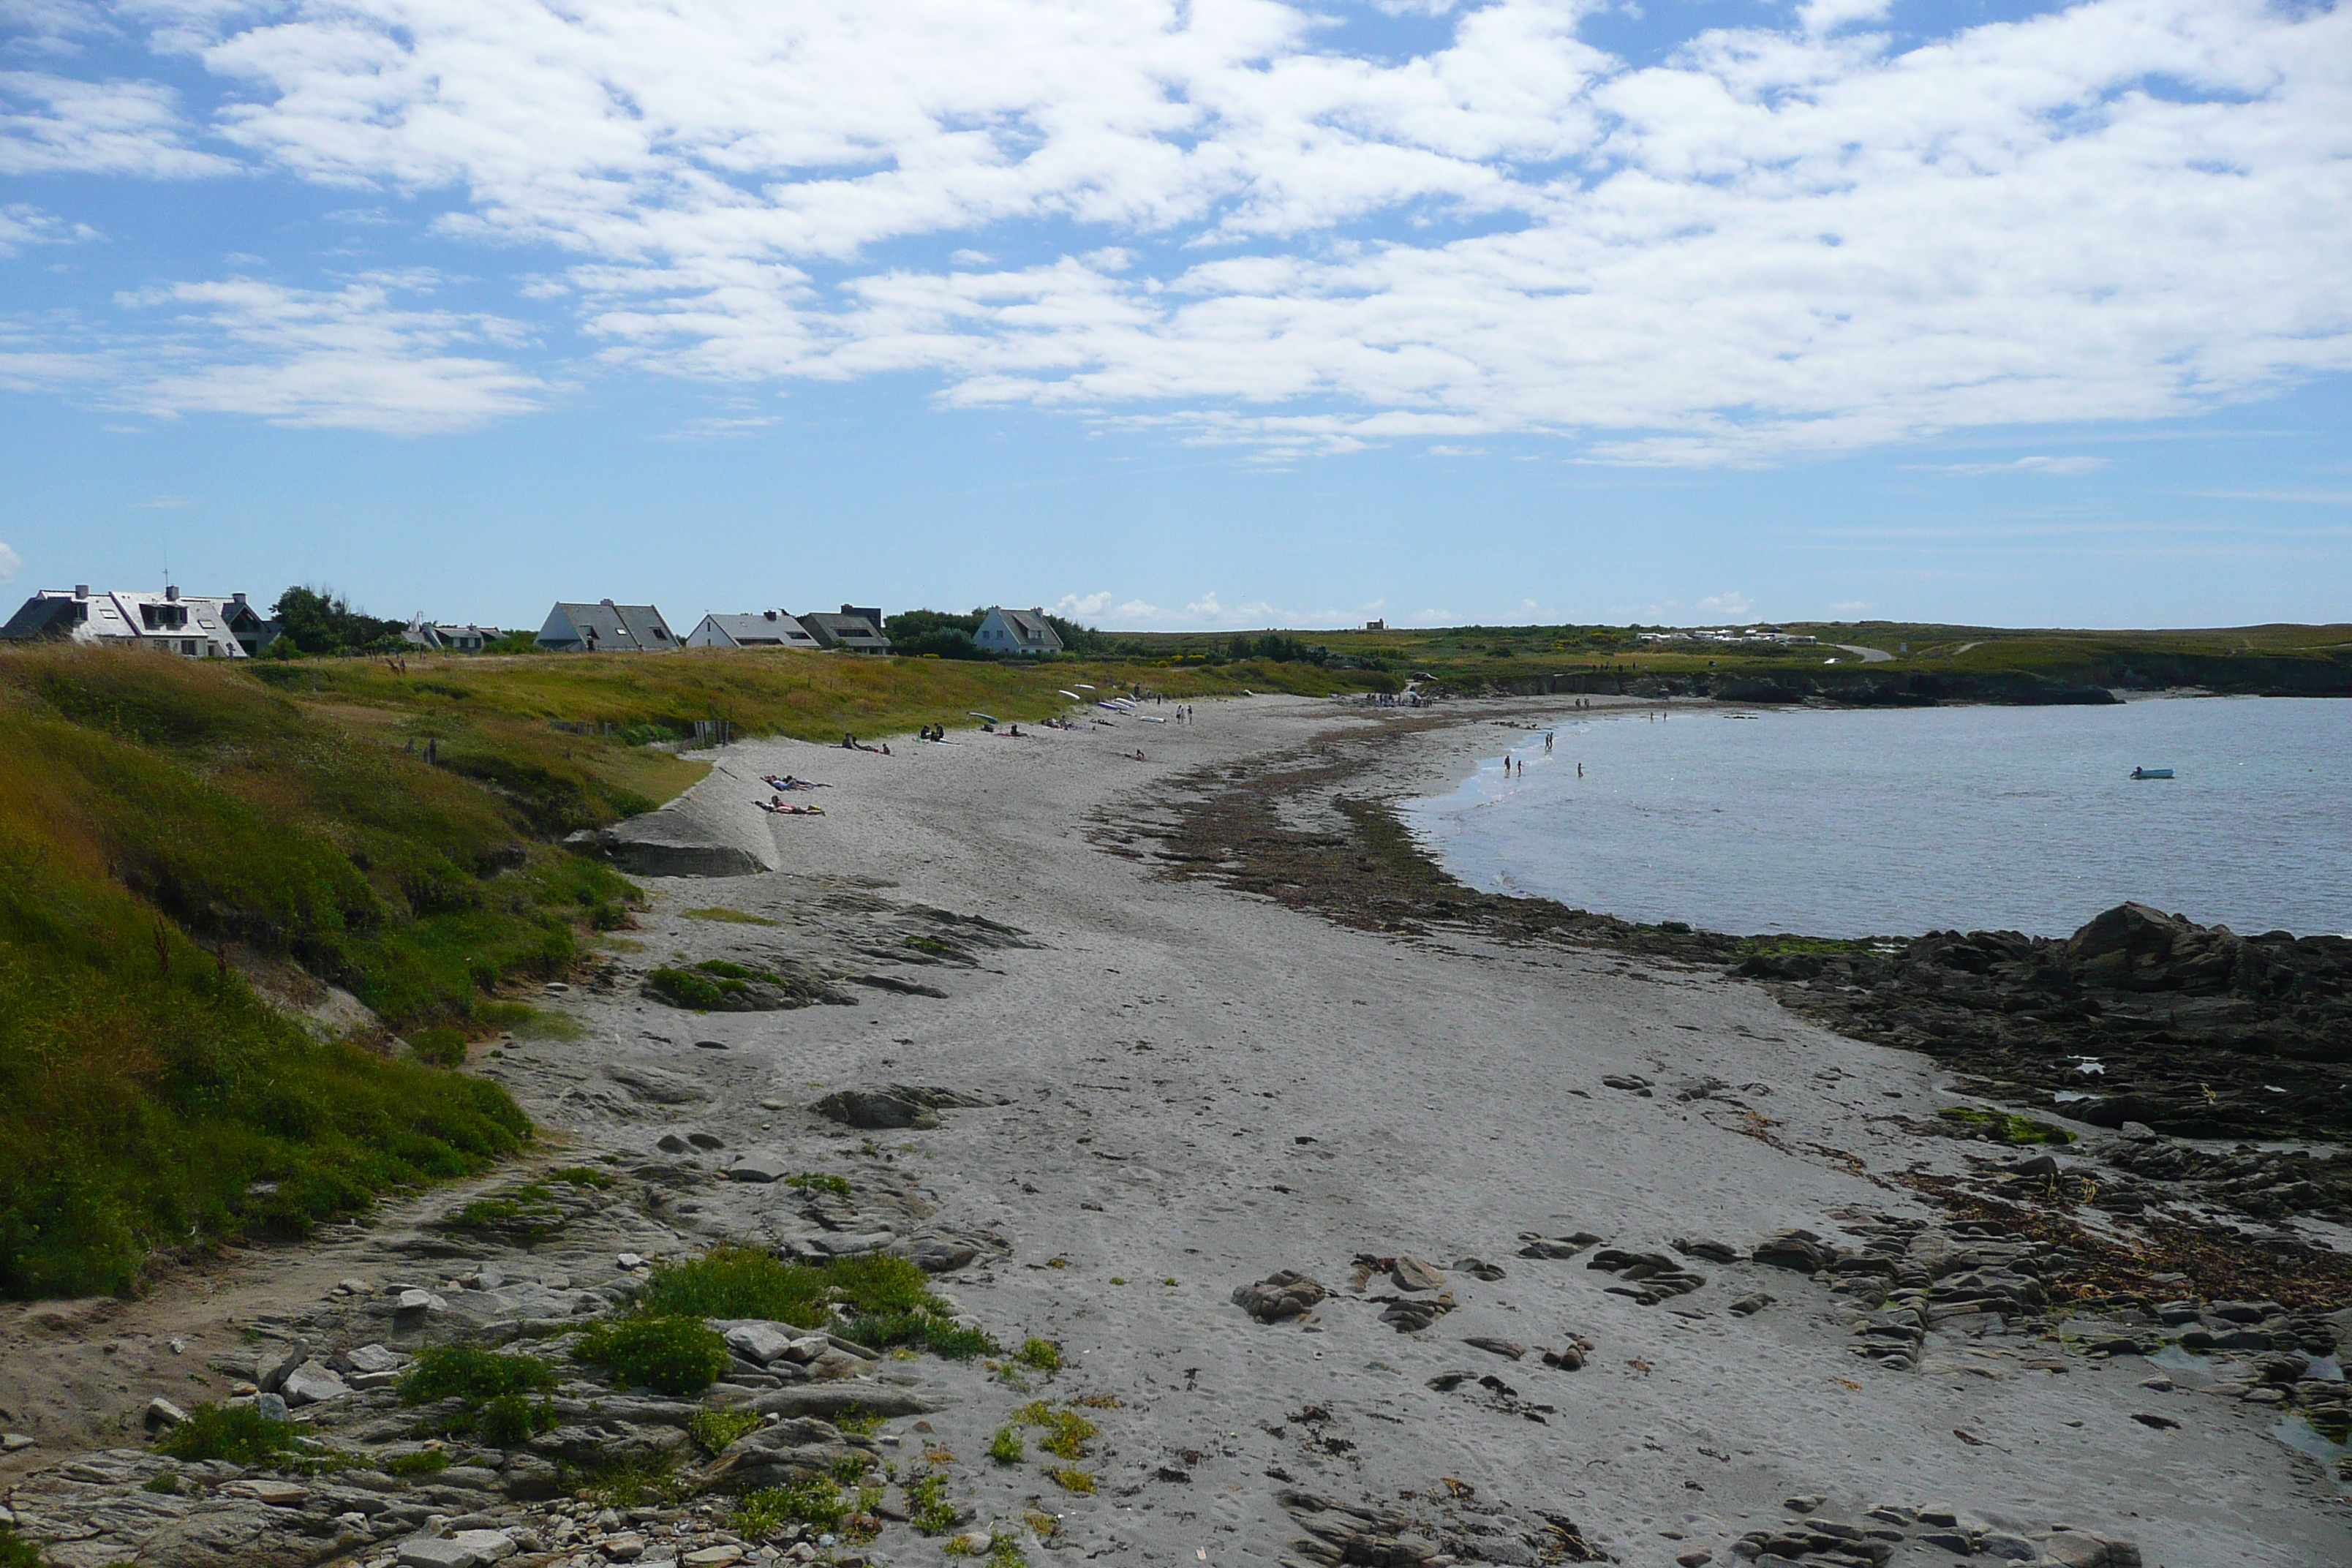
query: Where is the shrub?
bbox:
[575,1314,731,1395]
[783,1171,851,1196]
[383,1450,449,1477]
[407,1027,468,1067]
[731,1475,881,1541]
[839,1309,994,1362]
[142,1471,181,1493]
[1009,1402,1096,1460]
[399,1344,557,1406]
[154,1403,301,1467]
[475,1392,557,1447]
[905,1471,958,1534]
[987,1425,1024,1465]
[544,1165,615,1188]
[687,1406,762,1457]
[643,966,736,1009]
[1014,1338,1060,1373]
[1047,1466,1094,1494]
[0,1523,46,1568]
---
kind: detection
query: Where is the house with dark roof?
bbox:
[2,585,271,657]
[404,615,502,652]
[535,600,679,652]
[973,606,1064,655]
[682,610,820,649]
[799,606,892,654]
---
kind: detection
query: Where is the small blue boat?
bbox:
[2129,766,2174,780]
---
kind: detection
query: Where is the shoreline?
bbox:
[3,695,2347,1568]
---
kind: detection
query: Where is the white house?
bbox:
[1,585,268,657]
[536,600,679,652]
[404,615,502,652]
[973,606,1063,655]
[683,610,820,649]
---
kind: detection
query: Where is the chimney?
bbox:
[75,584,88,598]
[233,592,246,606]
[165,584,180,602]
[600,598,616,607]
[764,609,777,620]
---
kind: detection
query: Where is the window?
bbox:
[141,603,189,630]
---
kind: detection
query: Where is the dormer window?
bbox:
[141,603,189,630]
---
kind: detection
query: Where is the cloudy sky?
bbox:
[2,0,2346,631]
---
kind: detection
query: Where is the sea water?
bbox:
[1401,696,2351,938]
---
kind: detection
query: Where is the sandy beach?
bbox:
[4,694,2345,1568]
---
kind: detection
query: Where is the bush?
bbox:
[731,1474,881,1541]
[688,1406,762,1456]
[544,1165,615,1188]
[0,1524,45,1568]
[475,1392,557,1447]
[398,1344,557,1406]
[154,1403,301,1466]
[1014,1337,1060,1372]
[986,1425,1024,1465]
[575,1314,731,1395]
[384,1449,449,1477]
[407,1026,468,1067]
[643,966,738,1009]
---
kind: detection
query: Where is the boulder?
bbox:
[398,1530,519,1568]
[724,1153,791,1183]
[720,1322,807,1366]
[254,1341,309,1395]
[1752,1229,1840,1272]
[143,1397,189,1431]
[2039,1531,2142,1568]
[279,1361,351,1406]
[1389,1256,1447,1292]
[812,1090,941,1130]
[1232,1270,1328,1322]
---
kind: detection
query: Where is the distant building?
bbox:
[404,615,502,652]
[799,606,892,654]
[973,606,1064,655]
[1,584,271,657]
[1365,619,1386,632]
[536,600,679,652]
[682,610,821,650]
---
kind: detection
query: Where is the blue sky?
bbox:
[3,0,2347,633]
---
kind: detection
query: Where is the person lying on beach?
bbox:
[758,797,825,814]
[763,774,828,791]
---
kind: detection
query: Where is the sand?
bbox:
[6,693,2346,1567]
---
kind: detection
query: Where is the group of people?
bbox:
[840,733,892,754]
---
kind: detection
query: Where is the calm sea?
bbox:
[1401,697,2352,938]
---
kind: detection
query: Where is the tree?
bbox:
[268,587,407,656]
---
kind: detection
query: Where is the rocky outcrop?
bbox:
[1734,903,2352,1139]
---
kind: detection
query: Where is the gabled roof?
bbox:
[799,611,892,651]
[540,600,677,650]
[976,605,1064,652]
[690,611,818,647]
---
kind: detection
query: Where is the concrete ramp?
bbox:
[566,761,778,877]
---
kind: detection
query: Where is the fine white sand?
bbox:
[517,696,2351,1566]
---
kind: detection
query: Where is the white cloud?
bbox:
[116,276,544,433]
[0,200,93,253]
[1054,590,1112,619]
[1697,590,1754,619]
[20,0,2352,460]
[0,69,238,176]
[0,539,20,583]
[1913,455,2110,476]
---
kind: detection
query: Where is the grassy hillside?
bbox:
[0,642,1381,1298]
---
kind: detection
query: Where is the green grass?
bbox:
[0,1524,45,1568]
[680,906,779,926]
[783,1171,851,1196]
[1009,1402,1097,1460]
[629,1246,991,1357]
[987,1426,1025,1465]
[398,1343,559,1405]
[1937,1107,2076,1145]
[1014,1337,1061,1373]
[688,1406,763,1457]
[383,1450,450,1477]
[544,1165,616,1188]
[574,1313,732,1395]
[153,1403,302,1466]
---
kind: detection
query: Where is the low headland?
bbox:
[0,642,2345,1568]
